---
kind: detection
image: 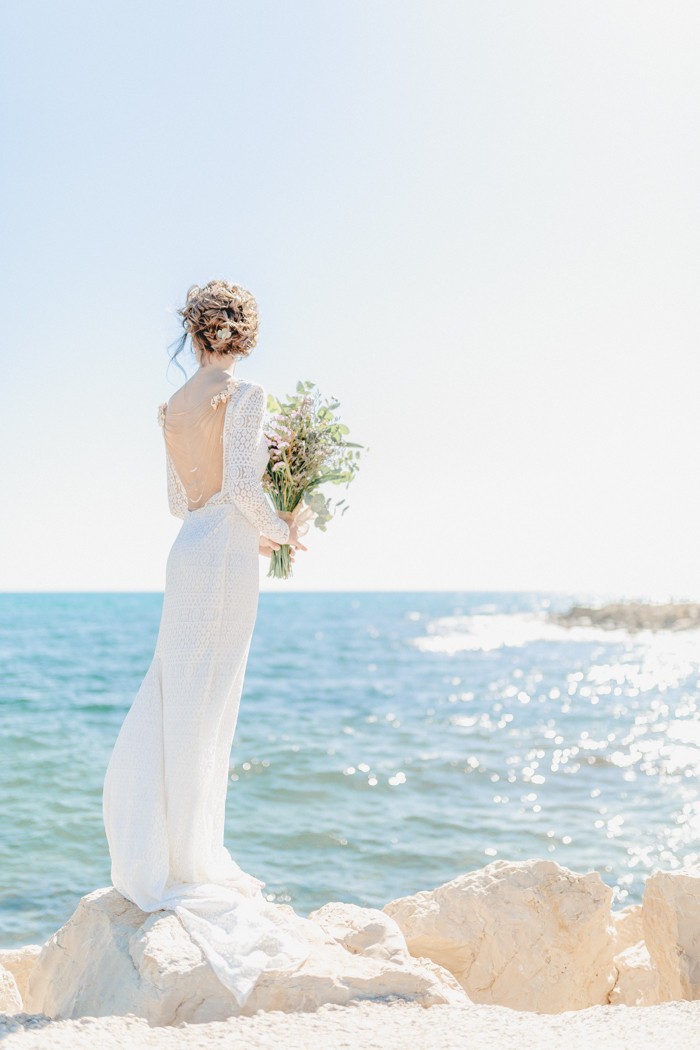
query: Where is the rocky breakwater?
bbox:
[550,601,700,632]
[2,859,700,1023]
[11,890,465,1024]
[383,859,700,1011]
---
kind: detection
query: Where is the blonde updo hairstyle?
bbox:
[170,280,259,370]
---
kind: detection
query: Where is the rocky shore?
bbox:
[549,601,700,633]
[2,859,700,1047]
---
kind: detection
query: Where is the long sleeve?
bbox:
[226,383,291,544]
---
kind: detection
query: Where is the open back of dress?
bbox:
[161,385,232,512]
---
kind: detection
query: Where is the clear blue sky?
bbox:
[2,1,699,594]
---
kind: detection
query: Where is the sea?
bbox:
[1,590,699,948]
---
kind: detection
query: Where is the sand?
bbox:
[2,998,700,1050]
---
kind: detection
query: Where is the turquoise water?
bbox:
[1,591,699,947]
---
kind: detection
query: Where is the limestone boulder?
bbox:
[308,900,469,999]
[307,902,412,964]
[642,867,700,1002]
[609,940,662,1006]
[383,858,617,1012]
[0,965,22,1014]
[611,903,644,955]
[0,946,42,1003]
[607,902,662,1006]
[24,887,466,1024]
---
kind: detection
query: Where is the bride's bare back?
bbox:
[162,370,237,512]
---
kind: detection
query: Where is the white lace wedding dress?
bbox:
[102,376,310,1007]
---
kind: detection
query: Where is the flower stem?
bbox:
[267,545,293,579]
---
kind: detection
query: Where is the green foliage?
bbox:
[262,380,364,534]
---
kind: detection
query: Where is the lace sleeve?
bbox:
[158,402,187,520]
[225,384,291,544]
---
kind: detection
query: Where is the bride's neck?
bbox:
[195,353,237,379]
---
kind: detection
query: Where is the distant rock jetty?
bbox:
[550,602,700,633]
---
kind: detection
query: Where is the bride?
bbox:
[102,280,311,1007]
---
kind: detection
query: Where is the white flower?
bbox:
[216,326,230,341]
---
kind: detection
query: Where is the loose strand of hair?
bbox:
[167,332,190,379]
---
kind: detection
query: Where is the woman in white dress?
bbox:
[102,280,310,1007]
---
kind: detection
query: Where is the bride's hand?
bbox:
[277,511,309,552]
[259,537,297,562]
[287,521,308,552]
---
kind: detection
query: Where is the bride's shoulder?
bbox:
[235,377,266,401]
[211,375,258,407]
[157,377,191,424]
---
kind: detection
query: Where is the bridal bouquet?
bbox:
[263,380,363,579]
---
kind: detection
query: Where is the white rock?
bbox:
[609,940,662,1006]
[383,858,617,1012]
[0,964,22,1014]
[612,903,644,955]
[0,946,42,1003]
[24,887,466,1023]
[307,901,468,999]
[642,867,700,1001]
[307,902,411,963]
[409,954,469,998]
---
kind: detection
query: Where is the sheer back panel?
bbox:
[161,385,233,512]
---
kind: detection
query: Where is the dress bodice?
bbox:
[157,378,289,545]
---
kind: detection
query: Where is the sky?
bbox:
[1,0,699,595]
